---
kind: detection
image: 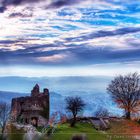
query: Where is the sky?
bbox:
[0,0,140,77]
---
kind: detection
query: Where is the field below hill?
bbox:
[2,120,140,140]
[43,120,140,140]
[47,121,136,140]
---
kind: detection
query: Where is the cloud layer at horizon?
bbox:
[0,0,140,76]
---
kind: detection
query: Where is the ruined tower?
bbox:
[31,84,40,96]
[11,84,50,127]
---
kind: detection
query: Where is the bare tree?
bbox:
[0,102,10,133]
[107,73,140,119]
[65,96,85,127]
[95,107,110,118]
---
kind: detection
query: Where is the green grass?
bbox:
[37,126,44,132]
[9,124,25,140]
[0,128,1,140]
[47,122,136,140]
[7,121,139,140]
[0,135,2,140]
[48,122,107,140]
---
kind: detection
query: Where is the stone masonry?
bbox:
[11,84,49,127]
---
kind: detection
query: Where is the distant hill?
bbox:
[0,76,112,93]
[0,76,122,116]
[0,90,63,103]
[0,91,28,103]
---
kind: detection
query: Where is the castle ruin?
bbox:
[11,84,49,127]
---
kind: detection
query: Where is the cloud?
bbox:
[1,0,88,8]
[9,12,32,18]
[36,53,68,63]
[0,0,42,12]
[0,40,19,44]
[0,0,140,68]
[47,0,81,8]
[65,27,140,42]
[1,0,42,6]
[0,38,140,66]
[0,6,6,13]
[0,0,123,13]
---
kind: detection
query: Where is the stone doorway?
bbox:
[25,118,29,124]
[31,117,38,127]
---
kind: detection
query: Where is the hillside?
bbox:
[50,120,140,140]
[3,120,140,140]
[0,91,28,103]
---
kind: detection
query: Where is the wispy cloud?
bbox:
[0,0,140,77]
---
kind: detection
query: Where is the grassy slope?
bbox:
[48,123,131,140]
[9,125,24,140]
[5,124,25,140]
[5,120,140,140]
[0,128,2,140]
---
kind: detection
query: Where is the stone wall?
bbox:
[11,84,49,126]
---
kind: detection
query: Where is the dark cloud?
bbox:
[0,6,6,13]
[2,0,41,6]
[65,27,140,42]
[9,12,32,18]
[68,47,140,65]
[0,40,140,66]
[0,40,20,44]
[0,0,136,13]
[0,0,84,12]
[0,0,42,12]
[47,0,81,8]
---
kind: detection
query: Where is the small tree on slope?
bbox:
[65,96,85,127]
